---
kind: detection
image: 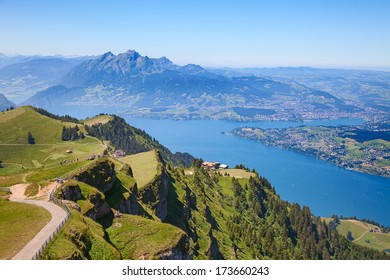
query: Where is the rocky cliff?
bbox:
[74,158,116,193]
[138,151,169,220]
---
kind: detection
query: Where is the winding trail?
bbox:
[353,230,369,242]
[349,220,371,243]
[9,184,67,260]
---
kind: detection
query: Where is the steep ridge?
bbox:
[84,114,194,166]
[43,151,389,260]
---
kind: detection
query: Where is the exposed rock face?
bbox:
[206,229,224,260]
[138,165,170,220]
[85,188,111,220]
[158,248,190,260]
[155,168,169,220]
[75,159,116,193]
[84,207,97,221]
[121,164,133,177]
[64,200,81,212]
[136,151,169,220]
[81,200,110,221]
[57,183,82,201]
[118,184,140,215]
[157,235,190,260]
[57,178,112,221]
[95,199,111,219]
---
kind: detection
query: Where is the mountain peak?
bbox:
[178,63,207,75]
[121,49,141,60]
[0,93,16,110]
[152,56,176,70]
[99,51,114,62]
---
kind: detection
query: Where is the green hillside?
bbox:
[106,214,187,260]
[0,106,105,175]
[335,219,390,253]
[84,115,194,166]
[337,219,373,239]
[83,115,113,126]
[39,156,189,260]
[356,232,390,252]
[1,106,389,260]
[0,106,74,144]
[40,210,121,260]
[119,150,159,188]
[0,192,51,259]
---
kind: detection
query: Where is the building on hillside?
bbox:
[202,161,220,170]
[202,161,230,170]
[113,149,126,158]
[219,164,229,169]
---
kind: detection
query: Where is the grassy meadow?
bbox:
[221,168,256,179]
[106,214,186,259]
[0,107,105,186]
[119,150,159,188]
[323,218,390,253]
[0,198,51,259]
[83,115,113,126]
[338,220,390,252]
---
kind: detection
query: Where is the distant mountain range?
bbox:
[0,93,16,111]
[209,67,390,113]
[1,50,389,121]
[0,54,93,103]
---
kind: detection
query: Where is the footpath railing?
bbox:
[31,184,71,260]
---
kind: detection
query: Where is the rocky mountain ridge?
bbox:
[21,49,363,121]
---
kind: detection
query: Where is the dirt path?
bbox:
[347,220,372,242]
[9,184,67,260]
[353,230,369,242]
[22,172,31,183]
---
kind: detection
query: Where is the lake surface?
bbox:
[46,105,390,226]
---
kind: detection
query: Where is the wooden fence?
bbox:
[31,185,71,260]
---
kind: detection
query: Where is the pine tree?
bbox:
[27,132,35,144]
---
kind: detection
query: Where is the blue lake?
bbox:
[46,106,390,226]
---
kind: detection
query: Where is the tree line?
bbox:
[178,163,389,260]
[84,115,193,166]
[62,126,85,141]
[34,107,81,124]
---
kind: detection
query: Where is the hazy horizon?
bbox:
[1,0,389,69]
[1,50,390,72]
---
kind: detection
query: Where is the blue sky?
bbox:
[0,0,389,68]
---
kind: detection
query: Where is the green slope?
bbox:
[0,106,74,144]
[1,106,388,260]
[40,210,121,260]
[84,115,194,166]
[0,195,51,259]
[164,166,389,260]
[336,219,390,253]
[106,214,187,260]
[0,106,105,174]
[119,150,159,188]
